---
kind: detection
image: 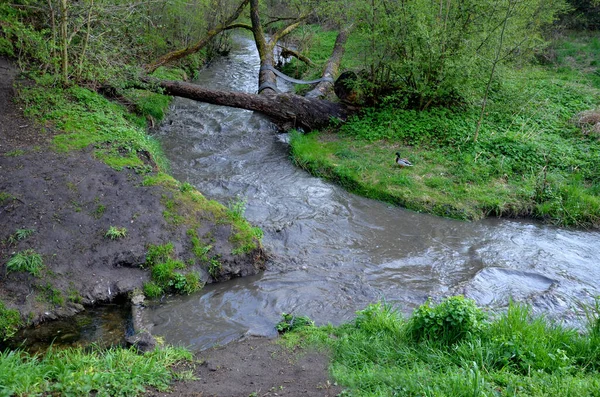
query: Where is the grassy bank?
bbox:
[282,296,600,396]
[289,32,600,228]
[0,344,192,396]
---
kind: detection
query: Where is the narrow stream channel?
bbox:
[148,35,600,351]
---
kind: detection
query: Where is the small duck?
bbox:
[395,152,413,168]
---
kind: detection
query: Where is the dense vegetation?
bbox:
[283,296,600,396]
[0,345,192,396]
[288,23,600,227]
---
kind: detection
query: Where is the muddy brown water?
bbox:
[142,36,600,351]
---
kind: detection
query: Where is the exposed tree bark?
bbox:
[249,0,310,94]
[153,78,348,131]
[60,0,69,85]
[139,0,353,132]
[306,25,352,99]
[144,0,250,73]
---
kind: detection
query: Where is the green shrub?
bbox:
[6,249,44,277]
[276,313,315,334]
[409,296,487,345]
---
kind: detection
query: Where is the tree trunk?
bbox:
[306,26,352,99]
[154,79,348,131]
[60,0,69,85]
[145,0,250,73]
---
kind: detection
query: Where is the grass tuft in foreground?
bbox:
[0,345,192,396]
[286,297,600,396]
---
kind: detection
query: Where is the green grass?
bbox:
[290,65,600,227]
[17,83,168,172]
[105,226,128,240]
[6,228,35,246]
[142,243,204,297]
[0,301,21,341]
[286,297,600,396]
[0,345,192,396]
[5,249,44,277]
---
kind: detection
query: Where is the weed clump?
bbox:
[142,243,203,298]
[6,249,44,277]
[408,295,487,345]
[0,301,21,340]
[104,226,127,240]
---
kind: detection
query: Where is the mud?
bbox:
[0,56,264,327]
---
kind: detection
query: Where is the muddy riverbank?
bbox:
[0,56,265,333]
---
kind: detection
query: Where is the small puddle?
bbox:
[1,302,132,354]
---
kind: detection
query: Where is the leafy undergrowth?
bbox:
[17,78,169,172]
[284,297,600,397]
[291,65,600,227]
[0,345,192,396]
[142,174,263,266]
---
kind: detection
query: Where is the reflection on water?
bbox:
[2,303,132,354]
[148,35,600,351]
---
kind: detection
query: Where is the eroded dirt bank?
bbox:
[0,56,265,328]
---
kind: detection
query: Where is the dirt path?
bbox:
[147,337,342,397]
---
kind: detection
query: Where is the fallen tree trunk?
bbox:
[306,26,352,99]
[155,79,348,131]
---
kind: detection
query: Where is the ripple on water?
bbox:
[461,267,557,307]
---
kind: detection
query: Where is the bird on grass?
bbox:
[395,152,413,168]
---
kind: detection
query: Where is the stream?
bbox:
[143,35,600,351]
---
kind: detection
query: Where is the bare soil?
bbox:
[0,57,341,396]
[146,337,342,397]
[0,56,264,324]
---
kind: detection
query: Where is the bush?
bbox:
[409,296,487,345]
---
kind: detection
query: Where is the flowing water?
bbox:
[147,36,600,352]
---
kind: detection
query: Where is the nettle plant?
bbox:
[409,295,488,345]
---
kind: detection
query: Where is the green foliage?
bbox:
[208,258,222,279]
[180,182,194,193]
[92,204,106,219]
[0,192,13,205]
[151,259,185,285]
[409,296,487,345]
[143,282,163,299]
[276,313,315,334]
[334,0,568,107]
[5,149,25,157]
[17,85,168,172]
[122,89,172,122]
[105,226,127,240]
[187,229,212,262]
[145,243,174,267]
[0,301,21,341]
[39,283,64,307]
[6,228,35,246]
[287,298,600,396]
[0,344,192,396]
[143,243,203,297]
[226,195,247,221]
[0,4,51,66]
[290,59,600,227]
[6,249,44,277]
